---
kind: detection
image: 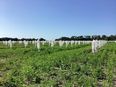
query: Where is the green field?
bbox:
[0,42,116,87]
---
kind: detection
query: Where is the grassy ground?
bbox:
[0,43,116,87]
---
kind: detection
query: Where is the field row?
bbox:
[0,43,116,87]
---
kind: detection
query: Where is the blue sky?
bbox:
[0,0,116,40]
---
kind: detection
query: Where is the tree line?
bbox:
[0,35,116,41]
[55,35,116,41]
[0,37,45,41]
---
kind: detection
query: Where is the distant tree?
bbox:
[71,36,78,40]
[84,36,91,40]
[92,35,100,40]
[78,36,84,40]
[39,38,46,41]
[108,35,116,40]
[96,35,101,40]
[55,37,70,41]
[102,35,107,40]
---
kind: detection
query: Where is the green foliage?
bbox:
[0,42,116,87]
